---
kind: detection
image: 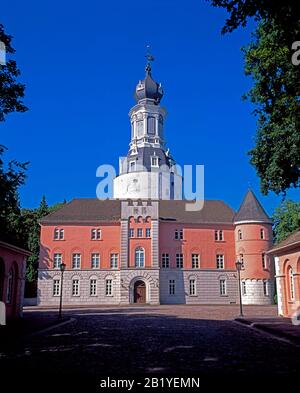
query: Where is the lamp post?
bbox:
[235,259,244,317]
[58,262,66,319]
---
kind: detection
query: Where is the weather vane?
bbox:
[145,45,154,73]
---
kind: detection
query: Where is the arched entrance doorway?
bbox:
[134,280,146,304]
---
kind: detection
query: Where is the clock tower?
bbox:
[113,56,182,199]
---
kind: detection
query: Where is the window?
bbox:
[72,253,81,269]
[215,230,223,241]
[110,253,118,269]
[72,279,80,296]
[175,229,183,240]
[260,228,265,240]
[238,230,242,240]
[263,280,268,296]
[137,228,143,238]
[176,253,183,269]
[189,279,196,296]
[146,228,151,238]
[91,253,100,269]
[135,247,145,268]
[53,279,60,296]
[53,253,62,269]
[91,228,101,240]
[6,270,13,303]
[129,161,136,172]
[289,269,295,300]
[262,254,267,270]
[106,279,112,296]
[162,253,170,268]
[239,254,244,269]
[216,254,224,269]
[54,228,64,240]
[151,156,159,167]
[242,281,246,296]
[191,254,199,269]
[169,279,175,295]
[129,228,134,238]
[220,279,226,296]
[90,279,97,296]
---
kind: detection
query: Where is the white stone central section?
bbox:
[113,171,182,199]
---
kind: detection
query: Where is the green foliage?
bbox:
[0,145,28,246]
[0,23,27,121]
[273,200,300,243]
[244,20,300,195]
[209,0,300,195]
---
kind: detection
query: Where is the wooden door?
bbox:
[134,280,146,303]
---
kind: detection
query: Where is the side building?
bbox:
[38,193,274,306]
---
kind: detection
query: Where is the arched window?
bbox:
[135,247,145,268]
[289,268,295,300]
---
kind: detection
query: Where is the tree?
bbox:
[0,23,27,121]
[209,0,300,195]
[0,145,28,246]
[273,200,300,243]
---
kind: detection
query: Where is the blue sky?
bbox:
[1,0,298,214]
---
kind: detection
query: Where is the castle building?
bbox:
[38,61,274,306]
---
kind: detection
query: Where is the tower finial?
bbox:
[145,44,155,74]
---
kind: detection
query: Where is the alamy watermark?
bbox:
[291,41,300,66]
[96,162,205,212]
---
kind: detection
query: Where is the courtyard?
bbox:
[1,305,299,390]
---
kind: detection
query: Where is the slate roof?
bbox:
[40,199,235,225]
[234,189,272,223]
[268,229,300,253]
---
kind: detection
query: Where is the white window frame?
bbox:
[137,228,143,238]
[72,253,81,269]
[145,228,151,238]
[215,230,223,241]
[220,279,227,296]
[91,228,101,240]
[176,253,183,269]
[260,228,265,240]
[169,279,175,295]
[106,279,113,296]
[54,228,64,240]
[135,247,145,268]
[238,230,242,240]
[191,254,199,269]
[53,253,62,269]
[189,279,196,296]
[110,253,118,269]
[161,253,170,268]
[289,269,295,300]
[129,228,134,238]
[151,156,159,167]
[216,254,224,269]
[263,280,269,296]
[242,281,246,296]
[72,279,80,297]
[90,279,97,296]
[53,279,61,297]
[91,253,100,269]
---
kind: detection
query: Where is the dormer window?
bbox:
[54,228,64,240]
[151,156,159,167]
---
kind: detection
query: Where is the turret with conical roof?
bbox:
[234,189,272,224]
[234,189,274,305]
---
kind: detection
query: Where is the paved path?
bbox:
[0,305,299,390]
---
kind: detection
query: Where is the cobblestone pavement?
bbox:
[0,305,299,390]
